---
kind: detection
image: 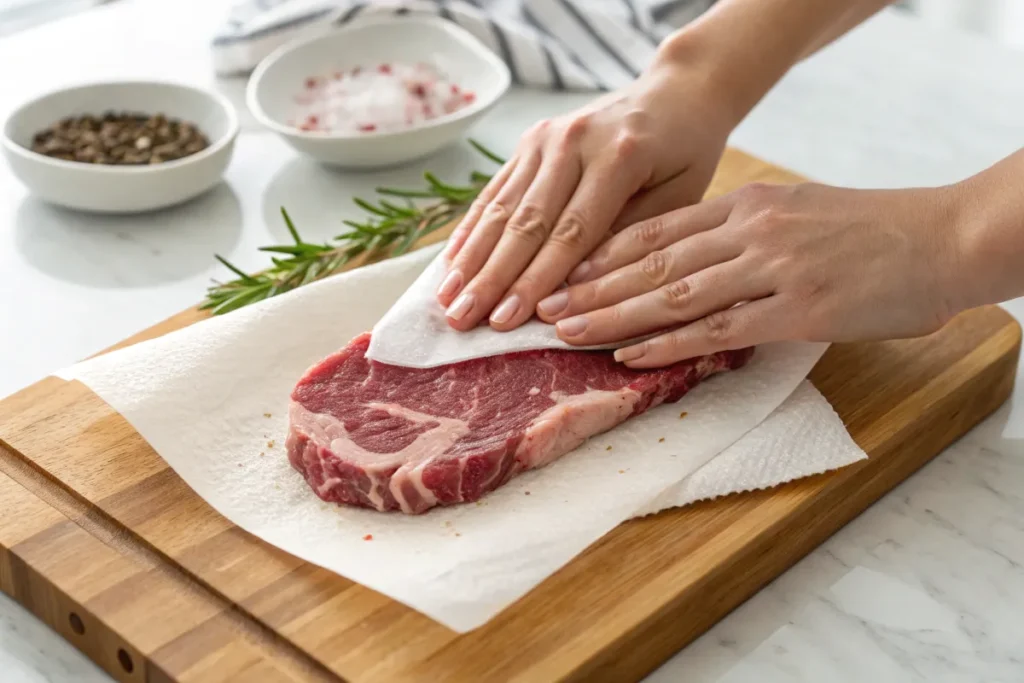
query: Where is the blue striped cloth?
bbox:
[212,0,716,91]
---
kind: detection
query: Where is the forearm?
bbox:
[655,0,896,127]
[952,148,1024,310]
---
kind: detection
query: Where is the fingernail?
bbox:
[446,292,475,321]
[437,269,463,300]
[537,291,569,317]
[567,261,591,284]
[614,345,645,363]
[490,294,520,325]
[557,315,588,338]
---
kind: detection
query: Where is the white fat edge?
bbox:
[288,400,468,511]
[517,387,643,469]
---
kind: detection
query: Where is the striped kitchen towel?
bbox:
[212,0,716,91]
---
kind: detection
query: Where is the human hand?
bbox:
[436,55,736,332]
[534,181,967,368]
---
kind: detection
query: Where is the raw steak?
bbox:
[287,333,753,514]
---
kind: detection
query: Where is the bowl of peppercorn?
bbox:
[2,80,239,213]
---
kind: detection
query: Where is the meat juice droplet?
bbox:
[363,534,373,541]
[378,63,392,74]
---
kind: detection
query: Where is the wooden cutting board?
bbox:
[0,148,1019,683]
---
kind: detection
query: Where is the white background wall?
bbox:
[898,0,1024,47]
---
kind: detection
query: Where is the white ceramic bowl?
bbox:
[2,80,239,213]
[247,15,511,168]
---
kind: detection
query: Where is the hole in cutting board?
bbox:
[118,648,134,673]
[68,612,84,635]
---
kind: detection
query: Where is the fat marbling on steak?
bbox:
[286,332,753,514]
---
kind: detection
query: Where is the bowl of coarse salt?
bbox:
[246,14,511,169]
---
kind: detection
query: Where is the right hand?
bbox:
[437,48,739,333]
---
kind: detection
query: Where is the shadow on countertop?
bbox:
[14,182,243,289]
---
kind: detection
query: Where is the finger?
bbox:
[445,151,582,330]
[437,152,542,307]
[444,156,518,263]
[555,258,770,346]
[489,159,642,330]
[612,296,793,368]
[611,165,715,234]
[536,231,740,323]
[567,193,736,285]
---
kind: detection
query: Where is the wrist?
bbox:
[647,29,750,133]
[946,169,1024,310]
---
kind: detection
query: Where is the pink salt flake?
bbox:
[287,61,477,135]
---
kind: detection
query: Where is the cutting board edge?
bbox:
[554,309,1022,683]
[0,446,343,683]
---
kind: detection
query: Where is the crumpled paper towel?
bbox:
[367,250,655,367]
[56,243,865,632]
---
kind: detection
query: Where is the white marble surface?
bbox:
[1,3,1024,682]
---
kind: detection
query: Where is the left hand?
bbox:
[436,55,736,332]
[533,181,967,368]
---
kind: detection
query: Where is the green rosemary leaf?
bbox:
[280,207,303,245]
[214,255,260,284]
[202,139,502,315]
[468,138,507,166]
[341,219,384,236]
[259,244,323,256]
[378,199,416,216]
[375,187,437,199]
[353,197,391,217]
[212,287,268,315]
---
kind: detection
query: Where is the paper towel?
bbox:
[366,250,655,367]
[56,243,866,632]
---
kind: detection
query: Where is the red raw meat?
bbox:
[287,333,753,514]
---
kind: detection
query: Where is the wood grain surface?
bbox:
[0,148,1019,683]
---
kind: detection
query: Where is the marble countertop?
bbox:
[2,3,1023,681]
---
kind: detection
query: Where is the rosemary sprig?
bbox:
[201,140,505,315]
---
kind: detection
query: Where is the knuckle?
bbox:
[506,204,550,245]
[527,119,551,140]
[615,133,640,160]
[703,311,734,343]
[550,213,588,248]
[563,115,589,141]
[738,182,773,202]
[511,272,542,298]
[624,107,650,130]
[575,281,600,308]
[485,199,512,223]
[603,304,624,327]
[640,249,672,286]
[662,278,692,309]
[469,272,501,298]
[635,217,664,245]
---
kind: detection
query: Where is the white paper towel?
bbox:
[367,250,654,367]
[56,243,865,632]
